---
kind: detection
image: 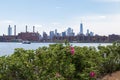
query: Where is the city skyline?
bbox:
[1,23,119,43]
[0,0,120,35]
[5,23,93,36]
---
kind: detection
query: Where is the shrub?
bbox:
[0,42,120,79]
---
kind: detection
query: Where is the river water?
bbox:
[0,42,112,56]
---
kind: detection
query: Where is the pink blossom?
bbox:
[70,46,75,55]
[55,72,61,77]
[90,71,95,78]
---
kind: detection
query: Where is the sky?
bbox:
[0,0,120,36]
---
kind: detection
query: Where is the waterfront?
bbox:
[0,42,111,56]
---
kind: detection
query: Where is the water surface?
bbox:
[0,42,111,56]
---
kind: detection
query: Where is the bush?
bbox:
[98,41,120,75]
[0,42,120,79]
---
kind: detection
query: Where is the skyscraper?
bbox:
[86,29,89,36]
[26,25,28,32]
[90,32,94,36]
[80,23,83,34]
[62,31,66,37]
[55,29,57,36]
[67,27,74,36]
[14,25,16,36]
[8,25,12,36]
[49,31,54,40]
[33,26,35,33]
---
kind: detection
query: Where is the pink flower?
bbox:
[55,72,61,77]
[90,71,95,78]
[70,46,75,55]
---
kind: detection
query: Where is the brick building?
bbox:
[18,32,40,41]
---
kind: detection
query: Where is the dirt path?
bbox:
[101,71,120,80]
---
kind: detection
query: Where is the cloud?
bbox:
[51,22,60,26]
[74,14,120,23]
[71,14,120,35]
[91,14,120,35]
[0,20,14,24]
[0,20,15,35]
[34,24,43,27]
[80,15,106,21]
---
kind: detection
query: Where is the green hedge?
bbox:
[0,42,120,80]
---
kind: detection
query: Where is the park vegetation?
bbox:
[0,41,120,80]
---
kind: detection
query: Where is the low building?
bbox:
[0,35,17,42]
[18,32,40,41]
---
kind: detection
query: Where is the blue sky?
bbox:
[0,0,120,35]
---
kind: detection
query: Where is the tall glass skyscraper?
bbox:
[8,25,12,36]
[80,23,83,34]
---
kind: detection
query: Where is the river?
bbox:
[0,42,112,56]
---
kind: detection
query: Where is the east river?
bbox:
[0,42,112,56]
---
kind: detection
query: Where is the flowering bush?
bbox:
[89,71,96,80]
[0,41,120,79]
[70,46,75,55]
[90,71,95,78]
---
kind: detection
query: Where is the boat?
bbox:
[22,41,31,44]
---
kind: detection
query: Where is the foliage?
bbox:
[0,42,120,80]
[98,41,120,75]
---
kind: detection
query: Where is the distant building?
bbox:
[62,31,66,37]
[90,32,94,36]
[14,25,16,36]
[33,26,35,33]
[18,32,39,41]
[0,35,17,42]
[26,25,28,32]
[49,31,54,40]
[80,23,83,34]
[8,25,12,36]
[39,34,42,40]
[67,27,74,36]
[109,34,120,42]
[55,29,57,36]
[86,29,89,36]
[43,31,48,41]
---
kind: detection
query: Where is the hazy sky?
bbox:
[0,0,120,36]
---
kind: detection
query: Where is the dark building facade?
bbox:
[18,32,40,41]
[0,35,17,42]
